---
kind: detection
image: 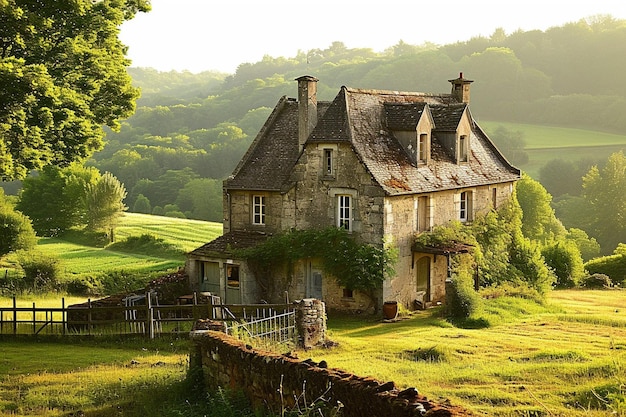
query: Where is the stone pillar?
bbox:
[295,298,326,349]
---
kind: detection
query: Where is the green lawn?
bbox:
[308,289,626,417]
[1,213,223,285]
[0,290,624,416]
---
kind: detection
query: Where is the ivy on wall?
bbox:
[235,227,396,292]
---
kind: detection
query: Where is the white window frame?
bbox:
[252,194,266,225]
[460,191,468,221]
[459,190,473,222]
[337,195,351,231]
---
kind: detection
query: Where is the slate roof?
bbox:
[309,87,520,195]
[224,83,519,196]
[225,97,330,191]
[384,102,428,131]
[188,230,270,258]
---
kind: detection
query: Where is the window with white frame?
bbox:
[252,195,265,225]
[459,191,473,222]
[337,195,351,230]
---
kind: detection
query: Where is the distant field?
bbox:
[480,121,626,178]
[116,212,223,253]
[1,214,223,280]
[34,239,183,276]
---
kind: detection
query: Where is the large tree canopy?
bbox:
[0,0,150,180]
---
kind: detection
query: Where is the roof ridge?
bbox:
[344,86,450,98]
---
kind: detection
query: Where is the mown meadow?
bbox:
[0,290,624,416]
[0,213,223,290]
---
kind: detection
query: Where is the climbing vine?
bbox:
[235,227,396,292]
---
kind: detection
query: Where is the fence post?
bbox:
[62,298,66,335]
[87,299,92,335]
[32,302,36,335]
[146,292,154,339]
[12,297,16,335]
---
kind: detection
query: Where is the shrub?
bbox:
[65,276,104,296]
[541,240,585,288]
[445,266,482,320]
[479,282,545,304]
[585,253,626,285]
[0,205,37,257]
[106,234,184,258]
[97,270,150,295]
[59,229,110,247]
[580,273,613,289]
[508,234,556,294]
[16,250,63,293]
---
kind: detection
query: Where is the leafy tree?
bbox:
[0,189,36,257]
[132,194,152,214]
[582,151,626,254]
[0,0,150,180]
[176,178,222,221]
[565,228,601,262]
[17,165,98,235]
[84,172,127,236]
[515,174,566,243]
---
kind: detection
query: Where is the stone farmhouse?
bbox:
[186,74,520,312]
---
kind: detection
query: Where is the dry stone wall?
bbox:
[190,330,472,417]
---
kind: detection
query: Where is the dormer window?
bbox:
[459,135,468,162]
[418,133,429,164]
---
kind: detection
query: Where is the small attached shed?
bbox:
[186,231,269,304]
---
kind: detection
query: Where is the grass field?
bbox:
[1,290,624,416]
[1,213,223,283]
[115,212,223,253]
[480,121,626,178]
[307,289,626,417]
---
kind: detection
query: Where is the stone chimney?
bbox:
[296,75,318,151]
[448,72,474,104]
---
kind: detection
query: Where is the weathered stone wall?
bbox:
[226,190,284,234]
[190,331,472,417]
[294,298,326,349]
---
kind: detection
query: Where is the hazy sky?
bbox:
[119,0,626,74]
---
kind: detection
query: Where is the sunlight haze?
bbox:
[119,0,626,74]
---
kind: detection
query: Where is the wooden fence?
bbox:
[0,294,296,341]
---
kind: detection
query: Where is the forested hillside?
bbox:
[6,16,626,226]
